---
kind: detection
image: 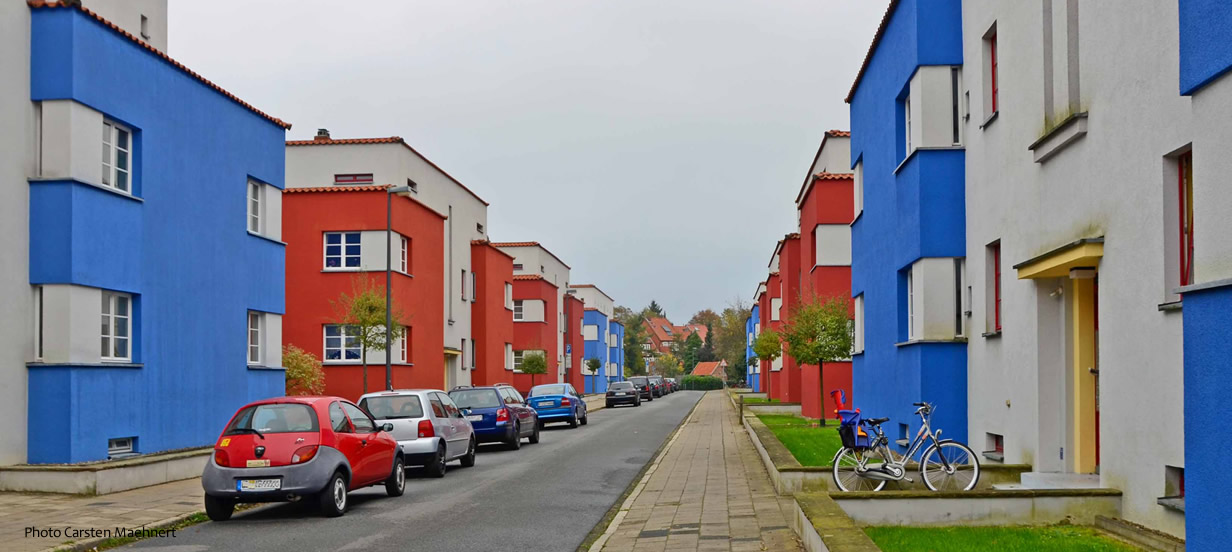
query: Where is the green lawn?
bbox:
[865,525,1140,552]
[756,413,843,466]
[742,396,780,404]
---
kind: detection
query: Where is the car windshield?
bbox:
[610,382,634,390]
[529,385,567,397]
[449,389,502,409]
[226,403,318,435]
[629,377,648,385]
[359,395,424,420]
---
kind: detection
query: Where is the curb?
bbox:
[47,510,203,552]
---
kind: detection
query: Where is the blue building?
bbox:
[25,3,288,463]
[581,308,610,393]
[608,320,625,385]
[745,304,760,391]
[1177,0,1232,546]
[847,0,967,452]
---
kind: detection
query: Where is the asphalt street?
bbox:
[129,390,703,552]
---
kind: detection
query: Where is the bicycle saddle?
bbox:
[864,417,890,425]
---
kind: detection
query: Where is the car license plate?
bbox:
[237,478,280,492]
[538,401,555,407]
[466,415,483,422]
[616,392,627,396]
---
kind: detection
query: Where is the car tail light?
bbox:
[561,397,571,406]
[417,420,435,438]
[496,408,510,423]
[214,449,229,467]
[291,445,318,464]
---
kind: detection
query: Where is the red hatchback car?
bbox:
[202,396,405,520]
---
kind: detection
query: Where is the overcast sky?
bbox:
[169,1,885,321]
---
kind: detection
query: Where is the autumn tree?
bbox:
[780,293,852,424]
[331,276,408,394]
[519,350,548,387]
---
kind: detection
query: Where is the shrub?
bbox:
[284,345,325,396]
[680,375,724,390]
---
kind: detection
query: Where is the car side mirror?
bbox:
[381,422,394,432]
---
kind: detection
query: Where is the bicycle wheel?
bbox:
[832,447,886,492]
[919,440,980,491]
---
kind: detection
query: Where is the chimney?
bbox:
[314,128,331,141]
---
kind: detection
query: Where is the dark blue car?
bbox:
[448,385,539,450]
[526,383,589,428]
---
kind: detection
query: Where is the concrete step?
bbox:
[1018,472,1102,489]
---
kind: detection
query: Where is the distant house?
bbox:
[691,360,728,381]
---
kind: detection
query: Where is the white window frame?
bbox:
[461,269,468,300]
[101,291,132,362]
[399,235,409,273]
[247,311,261,365]
[513,350,524,372]
[853,295,865,354]
[505,343,514,370]
[470,271,477,303]
[35,286,45,361]
[247,179,262,234]
[399,329,408,363]
[904,94,913,154]
[323,324,362,363]
[853,160,864,216]
[101,120,132,194]
[108,437,135,456]
[324,232,361,270]
[514,300,525,321]
[907,268,915,341]
[504,283,514,309]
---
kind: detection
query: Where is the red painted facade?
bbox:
[762,271,784,401]
[283,187,446,401]
[470,241,515,388]
[563,294,585,391]
[780,235,804,404]
[510,275,559,395]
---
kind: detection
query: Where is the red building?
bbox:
[469,240,515,388]
[761,269,784,401]
[510,274,559,395]
[563,294,585,390]
[283,185,446,400]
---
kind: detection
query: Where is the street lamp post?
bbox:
[386,185,412,391]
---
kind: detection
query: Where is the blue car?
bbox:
[526,383,589,428]
[448,385,539,450]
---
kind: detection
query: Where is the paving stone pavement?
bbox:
[595,391,803,552]
[0,477,204,552]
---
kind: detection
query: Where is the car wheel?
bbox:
[568,411,579,428]
[581,409,588,425]
[635,399,641,407]
[319,471,348,517]
[460,436,476,468]
[529,422,541,444]
[385,456,406,497]
[605,401,613,408]
[204,494,234,522]
[425,443,447,478]
[508,423,522,450]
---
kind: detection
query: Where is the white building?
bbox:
[494,242,571,382]
[285,132,491,389]
[961,1,1188,537]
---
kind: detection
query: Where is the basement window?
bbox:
[1158,466,1185,512]
[984,433,1005,462]
[108,437,136,458]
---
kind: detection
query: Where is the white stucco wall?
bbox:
[1190,69,1232,284]
[962,0,1186,537]
[86,0,167,52]
[810,135,850,175]
[0,2,33,465]
[569,286,614,317]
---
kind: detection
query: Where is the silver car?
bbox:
[357,389,476,477]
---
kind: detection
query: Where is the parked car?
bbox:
[648,376,667,397]
[526,383,589,428]
[358,389,475,478]
[628,376,654,401]
[202,397,405,521]
[448,385,539,449]
[665,378,679,392]
[605,381,641,408]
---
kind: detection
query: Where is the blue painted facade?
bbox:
[1178,2,1232,545]
[582,310,609,393]
[608,321,625,384]
[745,305,760,391]
[848,0,967,452]
[26,8,287,463]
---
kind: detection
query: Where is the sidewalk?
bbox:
[591,391,803,552]
[0,478,204,552]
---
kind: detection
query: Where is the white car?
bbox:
[357,389,476,477]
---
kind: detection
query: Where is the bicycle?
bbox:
[831,402,980,492]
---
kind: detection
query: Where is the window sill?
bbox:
[982,330,1003,339]
[851,211,863,226]
[246,231,287,246]
[1176,277,1232,295]
[979,111,999,130]
[895,338,968,348]
[982,451,1005,463]
[28,362,143,369]
[1157,300,1183,312]
[246,364,286,371]
[1157,496,1185,512]
[30,177,145,203]
[1029,112,1088,163]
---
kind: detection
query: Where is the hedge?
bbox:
[681,375,724,390]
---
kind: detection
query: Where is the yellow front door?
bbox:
[1070,277,1099,474]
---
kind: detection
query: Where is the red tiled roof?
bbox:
[583,307,600,312]
[846,0,901,104]
[286,136,489,206]
[644,317,676,343]
[284,184,390,193]
[795,129,853,206]
[691,361,727,377]
[786,233,800,240]
[814,172,855,180]
[471,239,518,261]
[512,274,543,281]
[27,1,291,130]
[826,130,852,137]
[490,241,572,270]
[797,172,855,210]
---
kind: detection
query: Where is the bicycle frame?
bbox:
[850,407,948,479]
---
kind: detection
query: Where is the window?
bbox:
[108,437,135,456]
[324,325,361,361]
[906,268,915,340]
[505,283,514,309]
[985,25,999,117]
[505,343,513,370]
[247,311,261,365]
[438,393,461,418]
[407,178,418,193]
[329,402,349,432]
[1178,151,1194,287]
[139,14,149,39]
[951,67,962,144]
[399,327,408,363]
[770,298,782,321]
[101,291,131,361]
[340,402,375,433]
[324,232,361,269]
[987,242,1002,332]
[583,324,599,341]
[461,270,468,300]
[101,120,131,193]
[853,295,865,354]
[469,339,476,369]
[514,300,524,321]
[853,161,864,216]
[400,236,409,273]
[35,286,44,360]
[471,271,477,302]
[513,263,523,271]
[476,223,485,234]
[247,180,261,233]
[904,94,912,153]
[334,173,373,185]
[954,258,966,337]
[513,350,523,371]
